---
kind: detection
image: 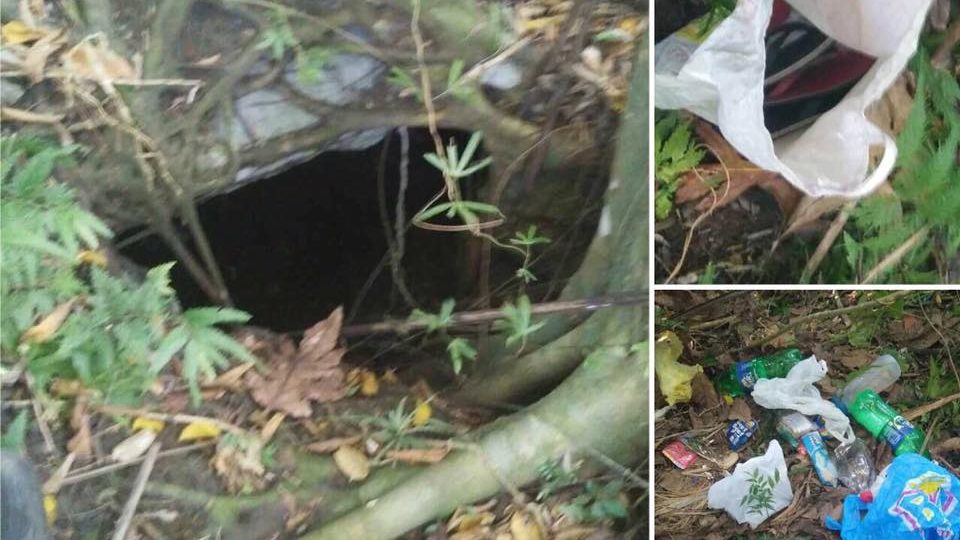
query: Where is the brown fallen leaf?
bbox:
[385,446,450,464]
[837,348,873,370]
[332,445,369,482]
[245,307,347,417]
[1,20,48,44]
[306,435,362,454]
[727,398,752,422]
[21,298,76,344]
[211,435,267,493]
[60,35,136,82]
[22,27,67,83]
[259,412,285,443]
[67,397,92,459]
[674,122,801,216]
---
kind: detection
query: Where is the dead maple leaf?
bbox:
[245,307,347,418]
[675,122,801,217]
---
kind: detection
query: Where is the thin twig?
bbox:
[665,158,732,284]
[111,442,161,540]
[24,373,56,453]
[862,226,930,284]
[739,289,914,350]
[800,200,857,283]
[61,442,214,487]
[341,292,646,337]
[904,392,960,421]
[391,126,418,308]
[95,405,248,437]
[932,18,960,70]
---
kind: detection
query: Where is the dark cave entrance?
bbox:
[119,128,485,332]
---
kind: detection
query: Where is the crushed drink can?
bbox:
[662,440,698,469]
[726,419,759,450]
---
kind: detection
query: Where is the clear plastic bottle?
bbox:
[838,354,901,407]
[834,439,875,492]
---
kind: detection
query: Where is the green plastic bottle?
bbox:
[715,349,805,397]
[848,389,923,456]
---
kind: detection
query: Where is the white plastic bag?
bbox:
[708,439,793,528]
[654,0,933,197]
[752,356,855,444]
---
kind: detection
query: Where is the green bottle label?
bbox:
[879,415,915,449]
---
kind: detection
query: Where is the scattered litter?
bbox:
[725,419,759,451]
[751,356,854,444]
[707,440,793,528]
[715,349,804,397]
[662,440,698,469]
[655,331,703,405]
[837,354,902,409]
[826,453,960,539]
[835,439,876,492]
[848,389,924,456]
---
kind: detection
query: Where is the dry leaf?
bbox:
[447,507,496,534]
[67,399,92,458]
[132,417,165,434]
[111,429,157,462]
[1,20,47,44]
[178,420,222,442]
[306,435,362,454]
[726,398,752,422]
[838,348,873,370]
[359,369,379,397]
[385,446,450,464]
[211,435,267,493]
[260,412,285,443]
[50,378,85,397]
[21,298,75,344]
[209,362,255,390]
[510,510,544,540]
[245,308,347,418]
[332,445,370,482]
[75,249,108,267]
[60,36,136,82]
[43,494,57,525]
[22,27,67,83]
[412,400,432,427]
[381,369,400,385]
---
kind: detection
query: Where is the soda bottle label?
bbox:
[800,432,839,487]
[735,361,757,390]
[726,419,759,450]
[879,415,915,449]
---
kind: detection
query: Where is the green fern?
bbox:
[655,113,706,220]
[1,135,253,405]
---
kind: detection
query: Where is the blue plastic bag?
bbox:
[825,454,960,539]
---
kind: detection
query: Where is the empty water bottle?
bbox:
[848,389,924,456]
[776,412,839,487]
[838,354,901,407]
[834,438,875,492]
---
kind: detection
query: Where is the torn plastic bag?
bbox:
[752,356,855,444]
[654,0,933,197]
[707,439,793,528]
[825,453,960,539]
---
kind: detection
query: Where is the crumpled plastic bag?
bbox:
[655,331,703,405]
[655,0,933,197]
[708,440,793,528]
[752,356,855,444]
[825,453,960,539]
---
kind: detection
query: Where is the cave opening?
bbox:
[119,128,485,332]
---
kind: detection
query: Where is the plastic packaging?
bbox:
[776,412,839,486]
[838,354,902,407]
[716,349,805,397]
[655,331,703,405]
[708,440,793,528]
[727,419,760,450]
[835,439,876,492]
[752,356,855,444]
[848,389,924,456]
[662,440,698,469]
[825,454,960,539]
[655,0,934,197]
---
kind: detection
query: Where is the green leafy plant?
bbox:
[496,294,545,351]
[836,51,960,283]
[409,299,477,374]
[445,337,477,375]
[415,132,500,228]
[509,225,550,283]
[256,9,330,82]
[355,398,457,461]
[388,66,424,101]
[0,410,30,451]
[559,480,628,524]
[536,457,579,501]
[655,113,706,220]
[740,469,780,516]
[1,135,254,405]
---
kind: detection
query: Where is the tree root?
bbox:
[303,343,648,540]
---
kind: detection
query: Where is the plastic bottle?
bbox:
[838,354,901,407]
[776,412,839,487]
[716,349,805,397]
[834,439,875,492]
[848,389,923,456]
